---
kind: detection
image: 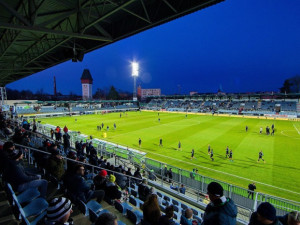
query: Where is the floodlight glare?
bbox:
[131,62,139,77]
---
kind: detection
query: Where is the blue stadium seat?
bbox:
[127,209,137,224]
[78,200,102,216]
[88,208,109,223]
[7,183,40,205]
[115,201,133,215]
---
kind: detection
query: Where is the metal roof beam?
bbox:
[106,0,151,24]
[0,22,112,42]
[162,0,177,13]
[82,0,136,33]
[0,1,32,26]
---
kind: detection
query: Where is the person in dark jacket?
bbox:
[65,164,104,203]
[248,183,256,199]
[0,141,15,174]
[3,150,48,198]
[47,149,65,180]
[93,170,108,190]
[115,169,127,190]
[63,132,70,155]
[134,167,142,183]
[278,211,300,225]
[202,182,237,225]
[105,174,122,202]
[138,179,152,201]
[158,205,176,225]
[249,202,282,225]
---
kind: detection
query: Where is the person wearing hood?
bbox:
[249,202,283,225]
[201,182,237,225]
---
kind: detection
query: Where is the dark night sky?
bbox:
[7,0,300,95]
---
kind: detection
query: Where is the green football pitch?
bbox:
[39,111,300,201]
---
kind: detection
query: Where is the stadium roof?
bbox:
[0,0,224,86]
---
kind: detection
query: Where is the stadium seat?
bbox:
[193,215,203,224]
[78,200,102,216]
[172,199,179,206]
[88,208,109,223]
[157,192,163,198]
[6,183,40,205]
[115,201,133,215]
[173,205,179,213]
[191,208,199,216]
[160,204,166,212]
[129,196,137,206]
[131,190,138,198]
[13,194,48,219]
[20,209,46,225]
[127,209,137,224]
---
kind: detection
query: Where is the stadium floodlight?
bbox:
[131,62,139,77]
[131,61,139,101]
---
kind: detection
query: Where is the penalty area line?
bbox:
[147,151,300,196]
[293,124,300,135]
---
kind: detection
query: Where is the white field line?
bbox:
[147,151,300,196]
[293,124,300,135]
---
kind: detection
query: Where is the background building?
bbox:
[81,69,93,100]
[139,87,161,99]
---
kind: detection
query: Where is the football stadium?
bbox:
[1,0,300,225]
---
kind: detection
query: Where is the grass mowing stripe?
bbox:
[39,111,300,201]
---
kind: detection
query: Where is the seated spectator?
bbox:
[148,169,156,181]
[126,167,133,176]
[134,167,143,181]
[93,169,108,190]
[47,149,65,180]
[95,212,118,225]
[180,208,199,225]
[115,168,127,190]
[202,182,237,225]
[45,197,73,225]
[142,194,161,225]
[249,202,282,225]
[66,151,77,173]
[158,205,176,225]
[105,174,122,202]
[3,149,48,198]
[65,164,104,203]
[170,183,179,191]
[4,124,14,137]
[138,179,152,201]
[179,184,186,194]
[0,141,15,173]
[278,211,300,225]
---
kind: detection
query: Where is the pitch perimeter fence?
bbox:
[35,122,300,216]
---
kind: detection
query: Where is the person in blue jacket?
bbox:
[202,182,237,225]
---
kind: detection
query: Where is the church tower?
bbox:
[81,69,93,100]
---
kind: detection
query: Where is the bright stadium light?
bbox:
[131,62,139,77]
[131,61,139,101]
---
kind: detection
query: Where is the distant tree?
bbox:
[280,75,300,93]
[93,88,105,99]
[107,86,119,100]
[280,79,291,93]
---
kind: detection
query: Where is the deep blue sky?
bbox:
[7,0,300,95]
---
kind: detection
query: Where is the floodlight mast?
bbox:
[131,62,139,101]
